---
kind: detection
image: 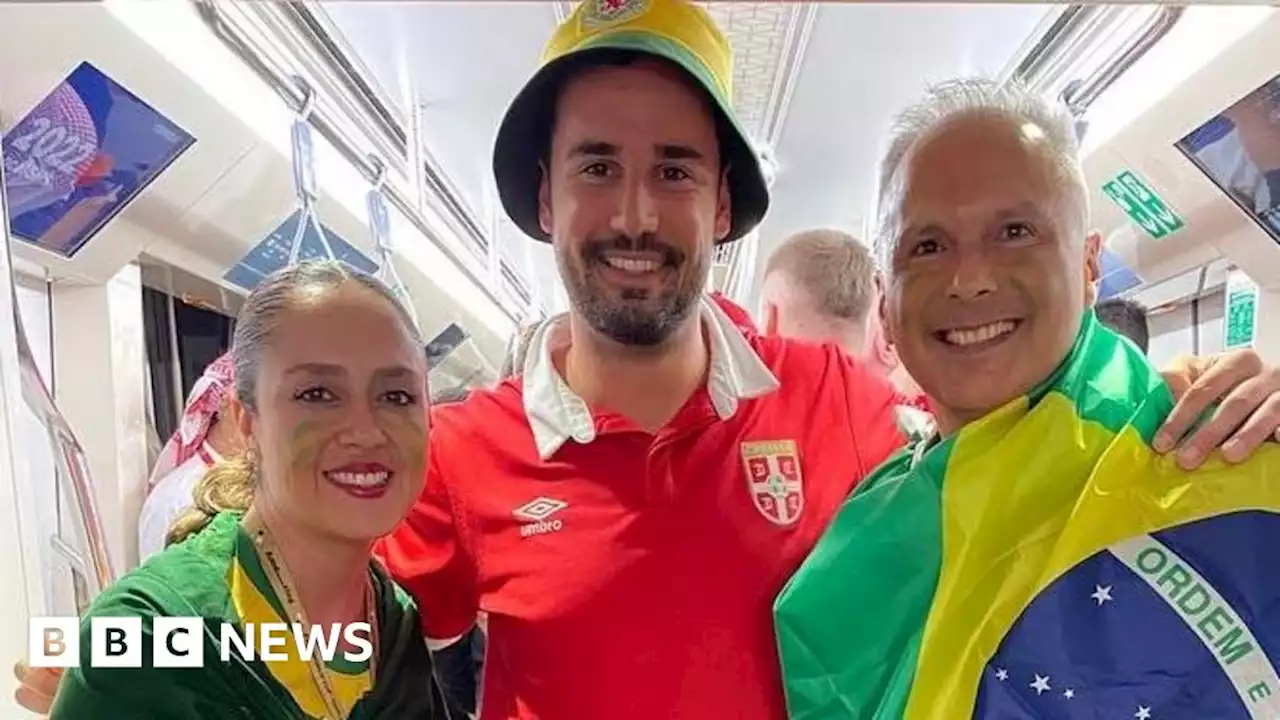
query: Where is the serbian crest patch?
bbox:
[741,440,805,526]
[581,0,651,31]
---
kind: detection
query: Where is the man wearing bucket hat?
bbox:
[378,4,903,718]
[375,1,1280,718]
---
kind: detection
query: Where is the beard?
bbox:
[556,233,707,346]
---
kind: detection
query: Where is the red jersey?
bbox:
[708,290,760,335]
[376,296,904,720]
[895,391,932,414]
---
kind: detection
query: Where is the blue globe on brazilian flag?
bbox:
[975,512,1280,719]
[491,0,769,244]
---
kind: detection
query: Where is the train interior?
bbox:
[0,4,1277,714]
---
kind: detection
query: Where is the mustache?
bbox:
[582,234,684,266]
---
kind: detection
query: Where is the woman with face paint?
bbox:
[43,260,448,719]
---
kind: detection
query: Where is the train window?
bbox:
[173,299,233,399]
[141,286,232,441]
[142,287,178,441]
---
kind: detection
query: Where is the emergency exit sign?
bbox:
[1102,170,1185,240]
[1224,269,1258,350]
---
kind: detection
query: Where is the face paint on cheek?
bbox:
[287,420,329,478]
[380,412,426,474]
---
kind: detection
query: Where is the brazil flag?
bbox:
[774,310,1280,719]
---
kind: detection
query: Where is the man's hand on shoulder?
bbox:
[1155,348,1280,468]
[14,660,60,716]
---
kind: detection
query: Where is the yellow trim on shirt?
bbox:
[227,556,371,717]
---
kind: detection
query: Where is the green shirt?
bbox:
[51,512,448,719]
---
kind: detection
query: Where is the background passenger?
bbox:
[137,352,243,561]
[761,228,924,403]
[1095,296,1150,354]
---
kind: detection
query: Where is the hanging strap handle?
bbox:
[366,155,392,255]
[286,76,336,266]
[363,155,421,328]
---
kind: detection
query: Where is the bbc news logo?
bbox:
[29,617,373,668]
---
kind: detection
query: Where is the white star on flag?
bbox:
[1135,706,1152,720]
[1091,584,1113,605]
[1030,674,1051,695]
[1063,688,1075,699]
[995,668,1008,681]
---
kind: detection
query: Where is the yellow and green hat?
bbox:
[492,0,770,245]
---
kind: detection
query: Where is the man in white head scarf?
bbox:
[137,353,242,561]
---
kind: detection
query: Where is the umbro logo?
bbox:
[513,497,567,537]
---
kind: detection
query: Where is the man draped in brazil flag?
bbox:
[774,78,1280,719]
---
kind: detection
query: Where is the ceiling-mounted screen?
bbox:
[222,209,379,292]
[1175,74,1280,242]
[425,323,468,369]
[2,62,196,258]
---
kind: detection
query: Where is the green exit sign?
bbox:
[1224,269,1258,350]
[1102,170,1185,240]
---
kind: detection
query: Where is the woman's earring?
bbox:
[245,447,260,478]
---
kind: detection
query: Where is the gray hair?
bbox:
[873,77,1087,270]
[233,260,423,409]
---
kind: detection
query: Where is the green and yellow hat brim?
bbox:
[491,0,770,245]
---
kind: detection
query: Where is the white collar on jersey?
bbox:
[521,295,780,459]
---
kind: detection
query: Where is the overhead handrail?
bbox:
[278,2,491,251]
[249,0,529,305]
[1008,4,1185,144]
[1059,6,1186,117]
[1010,6,1097,88]
[194,0,519,323]
[278,0,408,154]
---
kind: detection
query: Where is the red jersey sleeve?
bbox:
[373,434,478,644]
[835,349,907,477]
[709,292,760,335]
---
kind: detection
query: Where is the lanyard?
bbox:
[240,512,379,720]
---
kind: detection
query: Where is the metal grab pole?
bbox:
[0,124,116,605]
[1060,6,1186,116]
